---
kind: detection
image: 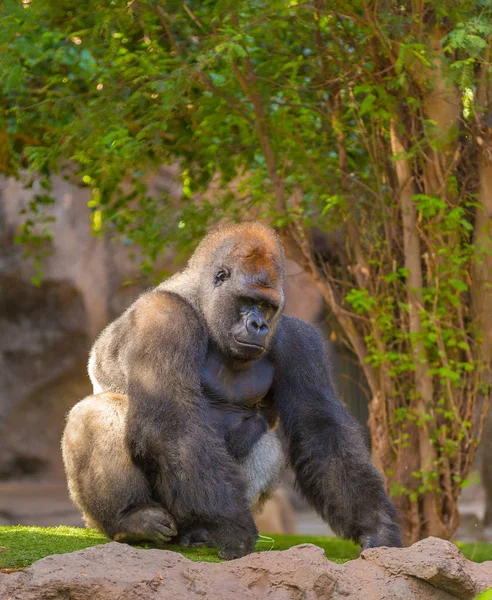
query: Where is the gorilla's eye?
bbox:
[258,301,277,319]
[214,268,230,286]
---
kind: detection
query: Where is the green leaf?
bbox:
[449,278,468,292]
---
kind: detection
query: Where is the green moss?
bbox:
[1,526,491,570]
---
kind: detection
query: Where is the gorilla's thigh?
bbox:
[62,392,170,538]
[240,430,284,511]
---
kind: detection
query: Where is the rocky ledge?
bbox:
[1,536,491,599]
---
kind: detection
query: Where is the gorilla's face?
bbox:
[227,290,280,360]
[202,244,284,361]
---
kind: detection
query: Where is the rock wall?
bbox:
[0,172,178,479]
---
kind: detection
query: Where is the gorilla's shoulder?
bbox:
[130,289,203,334]
[275,314,322,341]
[272,315,324,357]
[135,288,196,312]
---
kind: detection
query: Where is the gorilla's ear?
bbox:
[214,268,231,286]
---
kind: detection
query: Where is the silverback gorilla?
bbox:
[62,222,401,559]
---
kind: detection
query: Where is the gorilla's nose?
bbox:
[246,315,269,338]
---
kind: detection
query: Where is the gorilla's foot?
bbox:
[178,525,211,548]
[114,506,177,544]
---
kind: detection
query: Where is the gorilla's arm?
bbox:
[115,291,257,557]
[271,316,401,549]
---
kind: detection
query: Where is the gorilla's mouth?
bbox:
[233,337,266,352]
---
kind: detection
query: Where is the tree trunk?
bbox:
[390,120,451,543]
[474,52,492,525]
[421,29,461,202]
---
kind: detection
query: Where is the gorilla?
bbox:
[62,221,401,560]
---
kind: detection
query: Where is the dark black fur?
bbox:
[62,222,400,561]
[224,413,269,460]
[271,317,401,548]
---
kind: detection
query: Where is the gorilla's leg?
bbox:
[62,393,177,543]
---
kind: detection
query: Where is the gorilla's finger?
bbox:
[153,523,176,541]
[218,541,249,560]
[189,528,210,547]
[178,533,192,547]
[179,525,210,547]
[360,536,379,553]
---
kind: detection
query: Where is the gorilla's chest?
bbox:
[201,350,274,410]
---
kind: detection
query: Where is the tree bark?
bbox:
[473,51,492,381]
[474,51,492,524]
[421,29,461,200]
[390,120,449,542]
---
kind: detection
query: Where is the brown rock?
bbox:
[360,536,477,599]
[1,537,491,599]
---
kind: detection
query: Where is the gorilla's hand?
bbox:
[218,539,255,560]
[360,512,402,552]
[211,512,258,560]
[178,518,257,558]
[360,536,381,552]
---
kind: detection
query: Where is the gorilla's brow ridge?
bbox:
[241,246,281,272]
[250,273,276,289]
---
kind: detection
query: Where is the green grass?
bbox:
[456,540,492,563]
[0,526,356,569]
[0,526,491,570]
[0,526,109,570]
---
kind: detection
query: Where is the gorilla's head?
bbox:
[189,222,286,361]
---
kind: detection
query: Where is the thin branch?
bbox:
[287,223,380,396]
[183,2,205,31]
[231,59,287,213]
[198,75,254,125]
[153,4,184,62]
